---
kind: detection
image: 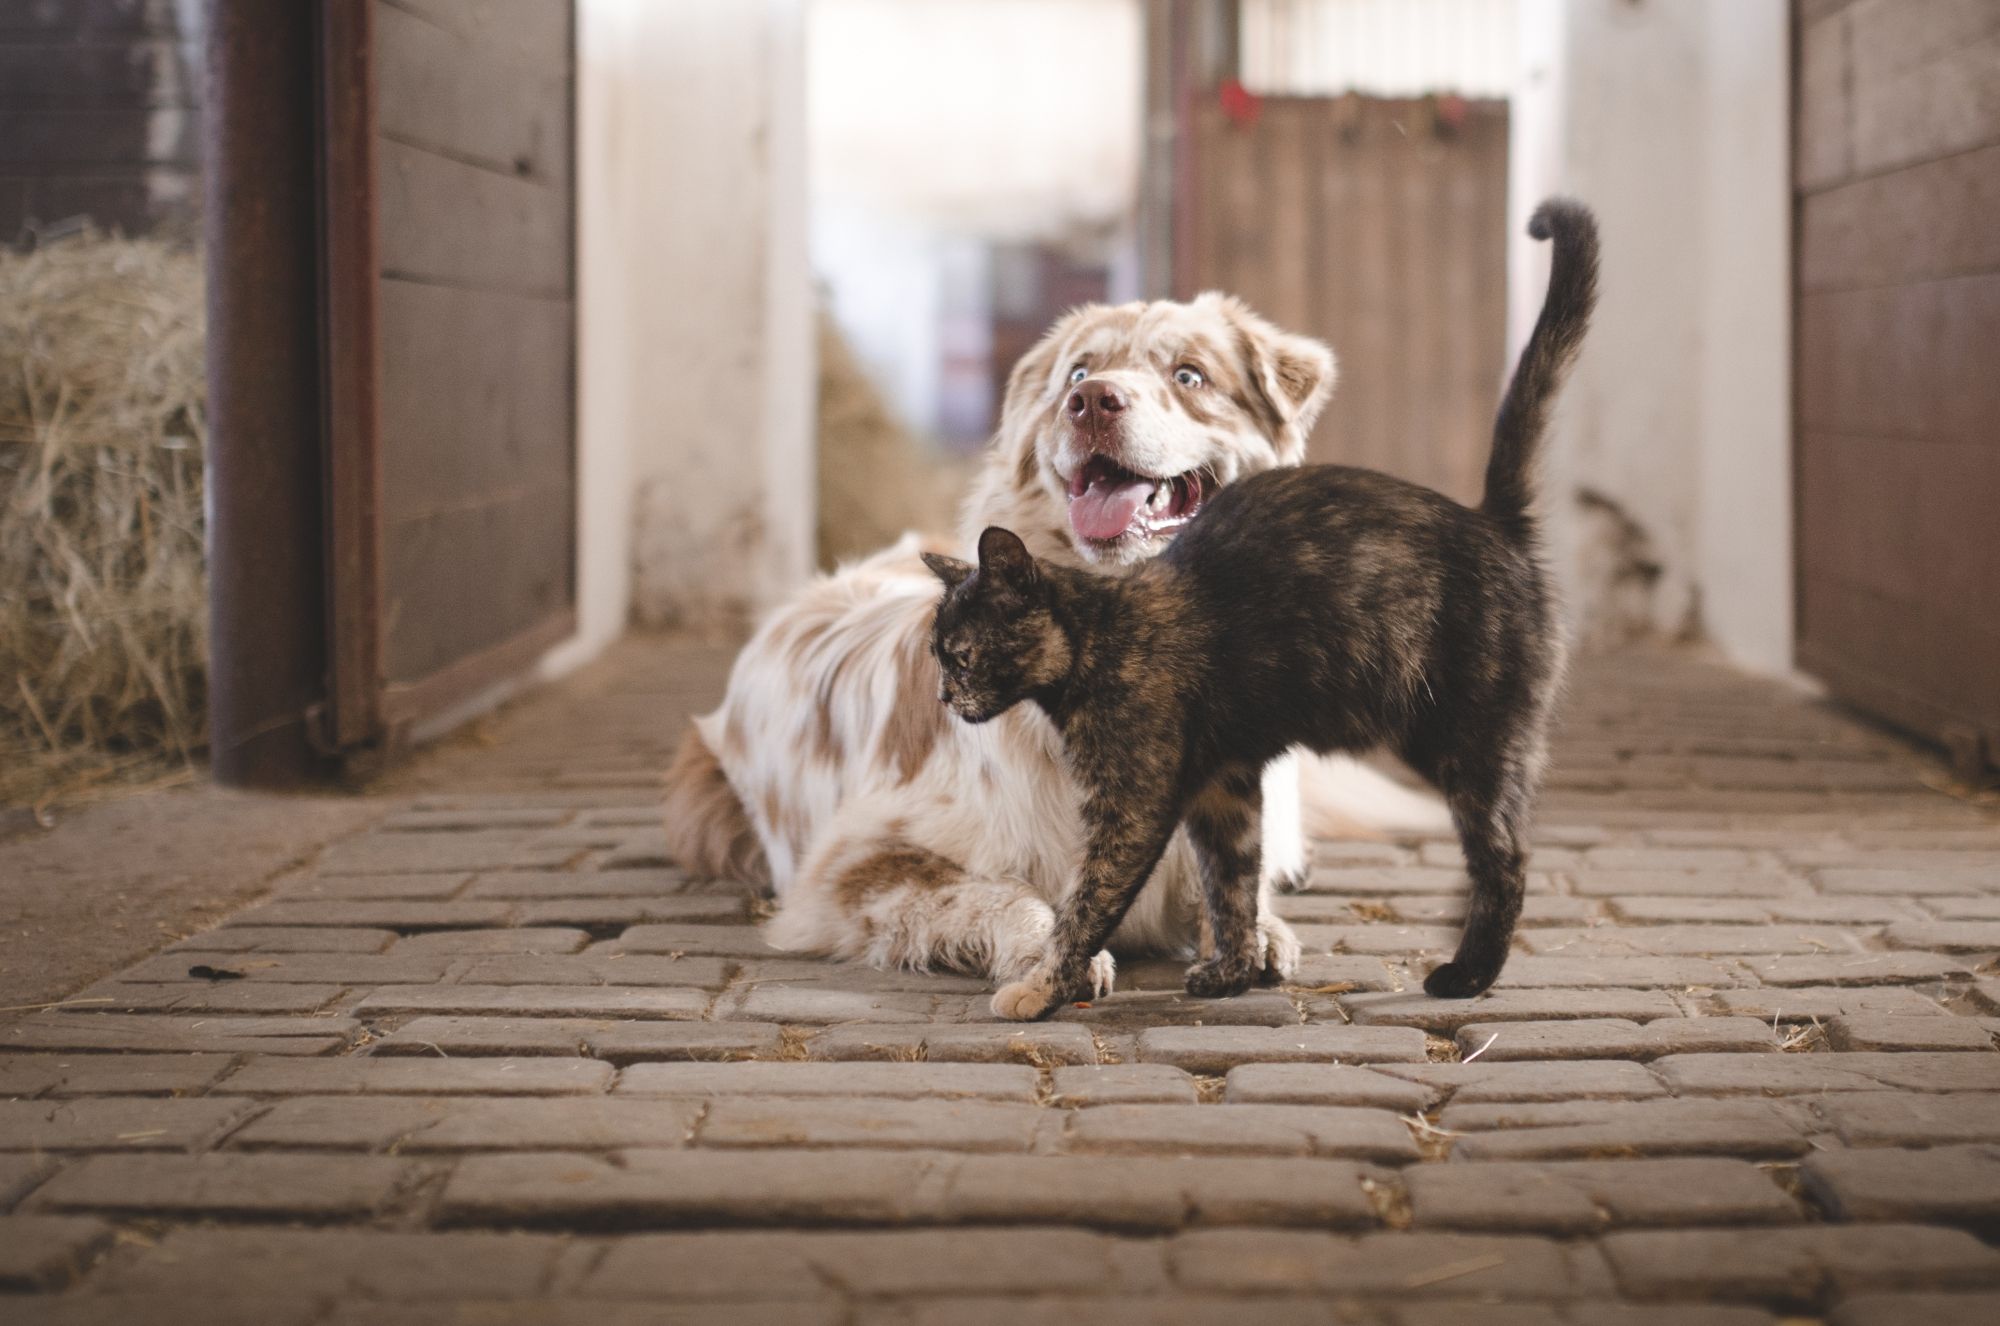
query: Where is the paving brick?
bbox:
[0,1214,111,1289]
[274,873,472,900]
[392,927,590,954]
[227,900,517,929]
[1055,988,1304,1028]
[805,1022,1099,1065]
[456,953,732,988]
[66,981,349,1014]
[1654,1051,2000,1095]
[1134,1025,1428,1071]
[1606,898,1777,924]
[0,1096,253,1150]
[0,1013,354,1056]
[462,869,699,899]
[1297,866,1472,894]
[518,898,754,928]
[1583,848,1756,871]
[0,1052,235,1097]
[1378,1060,1668,1104]
[1223,1064,1436,1110]
[1452,1018,1777,1061]
[1275,954,1402,989]
[1051,1064,1198,1105]
[166,926,398,953]
[1288,924,1459,955]
[725,961,992,995]
[315,834,577,874]
[1519,925,1861,957]
[1816,1092,2000,1146]
[1406,1158,1801,1232]
[619,1061,1039,1100]
[1828,1014,1996,1052]
[220,1055,614,1095]
[1601,1224,2000,1303]
[712,986,954,1024]
[369,1017,781,1062]
[121,950,453,984]
[85,1227,566,1300]
[1817,868,1995,896]
[1831,1292,2000,1326]
[0,1154,59,1206]
[1883,921,2000,952]
[1377,894,1602,926]
[1344,989,1685,1031]
[30,1153,411,1219]
[1169,1228,1611,1297]
[381,808,572,831]
[1803,1143,2000,1226]
[698,1097,1043,1151]
[1059,1103,1419,1161]
[231,1095,703,1151]
[352,984,711,1020]
[1492,957,1746,989]
[1568,870,1804,897]
[1742,951,1975,985]
[1925,896,2000,921]
[612,924,788,957]
[1444,1098,1806,1160]
[1712,986,1949,1021]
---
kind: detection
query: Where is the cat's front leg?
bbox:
[1183,766,1264,999]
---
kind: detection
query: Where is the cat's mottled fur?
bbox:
[923,200,1598,1019]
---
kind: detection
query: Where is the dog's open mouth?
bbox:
[1066,456,1208,544]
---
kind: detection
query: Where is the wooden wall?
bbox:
[0,0,201,239]
[1794,0,2000,768]
[1183,95,1509,506]
[371,0,577,699]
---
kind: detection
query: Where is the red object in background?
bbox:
[1219,78,1262,128]
[1437,93,1469,131]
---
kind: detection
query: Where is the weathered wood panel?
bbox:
[1183,95,1510,506]
[1795,0,2000,770]
[377,139,570,296]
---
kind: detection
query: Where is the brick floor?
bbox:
[2,638,1998,1320]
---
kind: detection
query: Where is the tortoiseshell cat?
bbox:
[922,200,1598,1019]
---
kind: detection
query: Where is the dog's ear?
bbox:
[920,551,974,591]
[1206,294,1337,460]
[976,526,1036,586]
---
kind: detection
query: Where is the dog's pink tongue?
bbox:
[1069,475,1153,542]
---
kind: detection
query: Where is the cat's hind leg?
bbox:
[1183,766,1266,1000]
[1421,748,1537,999]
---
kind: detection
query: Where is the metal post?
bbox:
[203,0,330,786]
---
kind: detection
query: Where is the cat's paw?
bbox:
[1255,914,1302,983]
[1183,955,1256,1001]
[991,967,1063,1021]
[1086,950,1116,999]
[1423,960,1498,1000]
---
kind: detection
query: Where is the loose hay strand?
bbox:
[0,231,207,805]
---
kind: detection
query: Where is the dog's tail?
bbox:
[1481,198,1599,538]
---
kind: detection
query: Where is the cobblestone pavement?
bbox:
[3,637,1998,1324]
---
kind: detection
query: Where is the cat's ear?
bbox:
[920,551,974,591]
[976,526,1036,586]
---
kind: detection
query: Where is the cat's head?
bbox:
[922,527,1073,724]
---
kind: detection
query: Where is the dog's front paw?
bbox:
[1256,914,1302,983]
[1183,955,1256,1001]
[991,966,1064,1021]
[1086,950,1116,999]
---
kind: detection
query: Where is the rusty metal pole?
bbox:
[203,0,330,787]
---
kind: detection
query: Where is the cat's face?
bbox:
[922,529,1071,724]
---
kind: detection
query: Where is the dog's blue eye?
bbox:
[1174,365,1204,388]
[1068,365,1088,385]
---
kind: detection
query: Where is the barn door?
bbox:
[1181,93,1510,506]
[1793,0,2000,774]
[319,0,577,757]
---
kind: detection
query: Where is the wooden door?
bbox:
[1181,94,1510,506]
[321,0,577,755]
[1794,0,2000,772]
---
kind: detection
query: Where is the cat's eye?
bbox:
[1068,364,1089,386]
[1173,364,1205,389]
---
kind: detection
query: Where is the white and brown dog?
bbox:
[663,292,1449,995]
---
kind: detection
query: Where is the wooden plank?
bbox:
[377,136,570,296]
[382,486,574,685]
[383,0,572,60]
[1796,6,1854,192]
[1850,20,2000,176]
[1801,141,2000,290]
[381,610,575,730]
[375,0,570,183]
[377,279,574,522]
[1797,274,2000,448]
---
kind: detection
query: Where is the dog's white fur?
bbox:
[667,293,1449,990]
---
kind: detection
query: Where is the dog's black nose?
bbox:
[1067,380,1126,423]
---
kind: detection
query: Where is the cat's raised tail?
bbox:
[1481,198,1599,538]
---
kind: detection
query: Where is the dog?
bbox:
[664,292,1450,989]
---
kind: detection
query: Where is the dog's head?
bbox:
[964,293,1336,570]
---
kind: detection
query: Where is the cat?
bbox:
[921,199,1598,1019]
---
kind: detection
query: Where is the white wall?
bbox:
[571,0,815,641]
[1512,0,1792,675]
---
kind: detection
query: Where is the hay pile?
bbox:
[0,233,207,806]
[815,311,968,568]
